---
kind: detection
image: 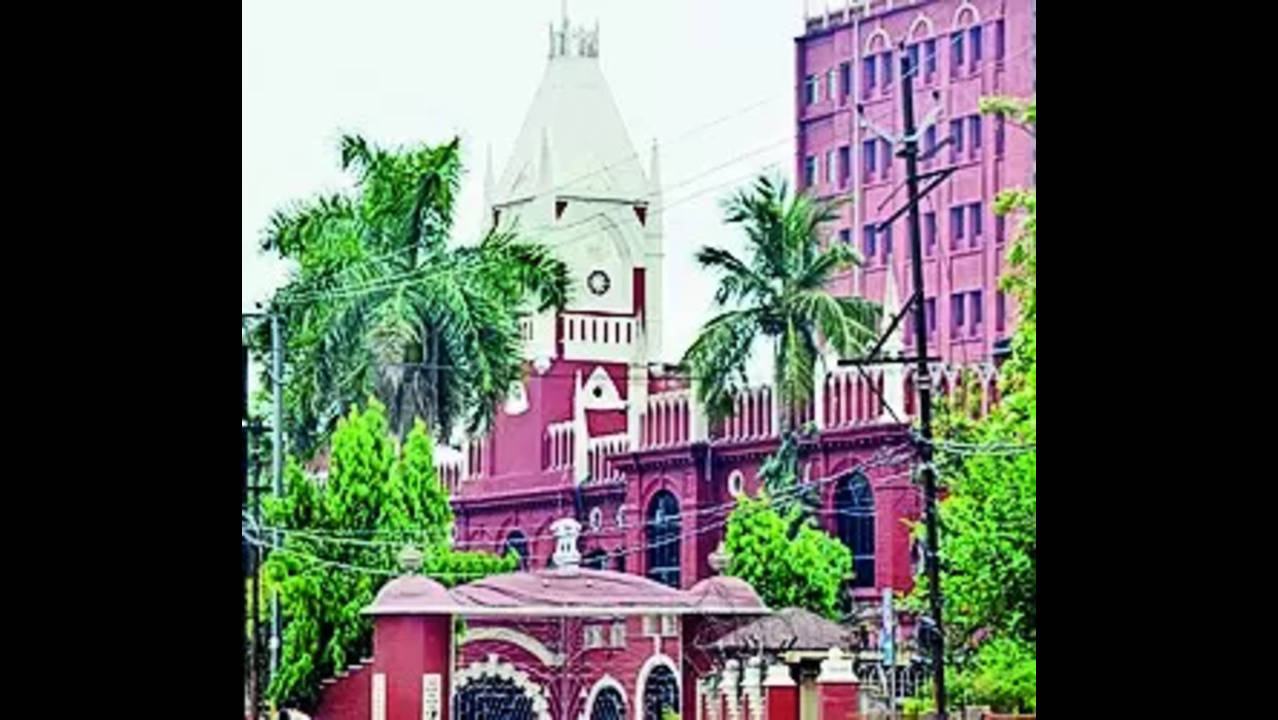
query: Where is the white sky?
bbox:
[243,0,802,385]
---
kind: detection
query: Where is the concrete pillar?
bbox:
[815,648,859,720]
[722,659,741,720]
[763,662,798,720]
[742,657,764,720]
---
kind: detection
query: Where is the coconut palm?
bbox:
[254,135,569,455]
[682,172,881,460]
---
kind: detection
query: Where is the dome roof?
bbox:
[687,575,767,614]
[364,574,463,615]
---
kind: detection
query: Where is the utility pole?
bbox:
[242,340,250,719]
[899,48,948,718]
[269,314,283,682]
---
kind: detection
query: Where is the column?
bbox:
[815,648,859,720]
[763,662,798,720]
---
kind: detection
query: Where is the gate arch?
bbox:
[453,654,550,720]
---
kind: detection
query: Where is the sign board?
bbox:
[422,673,442,720]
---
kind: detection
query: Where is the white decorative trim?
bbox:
[763,663,795,688]
[907,13,934,39]
[865,27,891,53]
[743,657,764,720]
[951,2,980,27]
[372,673,387,720]
[635,652,681,719]
[721,660,741,720]
[579,674,629,720]
[727,470,744,497]
[453,654,551,720]
[459,627,565,667]
[817,647,859,684]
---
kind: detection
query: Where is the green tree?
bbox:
[682,174,881,429]
[908,97,1036,713]
[251,135,569,456]
[263,401,516,710]
[723,491,853,619]
[682,174,881,510]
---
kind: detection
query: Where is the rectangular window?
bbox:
[950,119,963,162]
[804,75,816,105]
[969,203,982,245]
[995,114,1006,157]
[838,145,850,187]
[970,26,982,70]
[996,291,1006,332]
[825,149,835,184]
[804,155,816,188]
[926,298,937,334]
[970,290,983,335]
[610,621,626,648]
[882,223,893,260]
[970,115,982,157]
[996,214,1006,244]
[880,138,892,180]
[863,57,876,99]
[827,68,836,100]
[924,39,937,81]
[881,51,893,91]
[952,293,965,331]
[862,139,876,182]
[642,615,656,635]
[924,125,937,159]
[907,44,920,75]
[660,615,677,637]
[584,625,604,649]
[950,207,964,247]
[950,31,964,78]
[863,224,877,259]
[995,20,1005,61]
[924,212,937,255]
[838,228,850,245]
[840,62,852,98]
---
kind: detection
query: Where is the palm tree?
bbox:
[681,174,881,499]
[253,135,569,455]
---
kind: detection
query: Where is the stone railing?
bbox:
[712,385,775,442]
[561,313,640,363]
[544,420,575,471]
[586,433,629,484]
[638,389,692,449]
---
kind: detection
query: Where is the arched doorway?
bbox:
[454,675,536,720]
[503,530,529,571]
[641,665,679,720]
[646,490,680,588]
[590,686,626,720]
[834,472,875,588]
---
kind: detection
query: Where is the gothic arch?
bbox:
[908,14,935,39]
[865,27,892,53]
[579,674,629,720]
[634,654,680,720]
[951,2,980,27]
[645,489,681,588]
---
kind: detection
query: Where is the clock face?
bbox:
[587,270,610,296]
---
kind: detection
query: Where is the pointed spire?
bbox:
[537,127,553,194]
[483,143,494,212]
[648,139,662,195]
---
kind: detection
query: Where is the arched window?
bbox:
[591,686,626,720]
[835,472,875,588]
[646,491,681,588]
[642,665,679,720]
[503,531,529,571]
[584,548,609,570]
[455,675,536,720]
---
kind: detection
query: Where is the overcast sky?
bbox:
[243,0,805,382]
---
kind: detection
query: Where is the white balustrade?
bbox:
[586,433,629,483]
[560,313,641,363]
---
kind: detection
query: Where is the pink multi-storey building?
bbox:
[795,0,1035,365]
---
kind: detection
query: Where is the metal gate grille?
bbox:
[454,676,536,720]
[642,666,679,720]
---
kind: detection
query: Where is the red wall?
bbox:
[373,615,453,720]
